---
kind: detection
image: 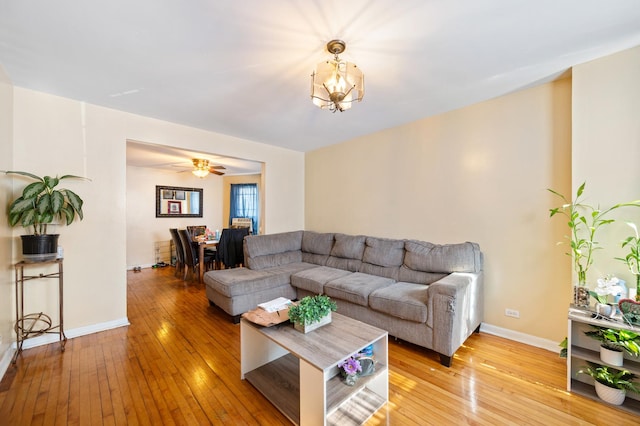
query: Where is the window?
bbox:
[229,183,258,234]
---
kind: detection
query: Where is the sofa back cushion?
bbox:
[301,231,334,266]
[244,231,303,270]
[359,237,405,280]
[326,233,366,272]
[403,240,482,274]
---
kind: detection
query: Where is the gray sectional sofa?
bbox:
[204,230,483,366]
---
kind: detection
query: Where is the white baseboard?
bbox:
[9,317,130,354]
[0,345,14,383]
[480,322,561,354]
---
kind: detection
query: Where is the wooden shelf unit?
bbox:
[567,306,640,415]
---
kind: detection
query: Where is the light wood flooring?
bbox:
[1,266,638,425]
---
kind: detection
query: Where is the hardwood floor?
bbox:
[1,266,638,425]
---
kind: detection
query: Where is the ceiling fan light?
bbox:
[192,168,209,178]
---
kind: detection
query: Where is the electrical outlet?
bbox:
[505,308,520,318]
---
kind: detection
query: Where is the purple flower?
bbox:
[338,356,362,376]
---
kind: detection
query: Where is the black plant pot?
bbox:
[21,234,59,262]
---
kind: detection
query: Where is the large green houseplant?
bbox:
[4,171,88,260]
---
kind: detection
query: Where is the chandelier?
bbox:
[192,158,210,178]
[310,40,364,112]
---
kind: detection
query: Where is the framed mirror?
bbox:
[156,185,203,218]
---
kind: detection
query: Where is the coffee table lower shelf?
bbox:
[245,353,386,425]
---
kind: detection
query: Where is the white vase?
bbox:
[594,381,626,405]
[600,346,624,366]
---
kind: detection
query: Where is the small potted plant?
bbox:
[589,276,625,317]
[287,294,337,333]
[4,171,88,261]
[584,325,640,366]
[577,362,640,405]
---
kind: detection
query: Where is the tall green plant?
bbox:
[5,171,88,235]
[615,222,640,301]
[548,182,638,286]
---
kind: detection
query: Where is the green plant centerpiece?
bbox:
[548,182,638,307]
[4,171,88,261]
[287,294,337,333]
[577,362,640,405]
[616,222,640,302]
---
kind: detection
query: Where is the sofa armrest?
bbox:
[427,272,484,358]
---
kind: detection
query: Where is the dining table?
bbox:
[197,238,218,283]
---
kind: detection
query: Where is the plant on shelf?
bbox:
[3,171,88,260]
[548,182,639,306]
[577,362,640,405]
[616,222,640,302]
[589,276,625,317]
[584,325,640,366]
[287,294,337,333]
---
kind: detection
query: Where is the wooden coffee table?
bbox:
[240,312,388,426]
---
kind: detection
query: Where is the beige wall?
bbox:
[222,174,263,234]
[306,79,573,344]
[572,46,640,289]
[126,165,224,268]
[0,66,14,371]
[7,87,305,346]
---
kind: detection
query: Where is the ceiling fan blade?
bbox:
[210,169,225,176]
[211,165,226,170]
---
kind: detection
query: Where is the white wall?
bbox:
[306,79,573,343]
[9,87,305,343]
[0,66,14,373]
[572,45,640,290]
[126,165,224,268]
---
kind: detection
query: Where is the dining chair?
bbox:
[186,225,207,239]
[178,229,215,281]
[215,227,250,269]
[169,228,185,278]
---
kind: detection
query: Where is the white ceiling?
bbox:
[126,140,263,175]
[2,0,640,155]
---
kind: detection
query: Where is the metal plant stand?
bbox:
[13,258,66,364]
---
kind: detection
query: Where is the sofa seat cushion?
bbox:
[291,266,352,294]
[324,272,394,307]
[369,282,429,323]
[204,262,314,298]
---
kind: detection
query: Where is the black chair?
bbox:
[215,227,250,269]
[178,229,215,281]
[169,228,185,278]
[186,225,206,239]
[187,225,217,259]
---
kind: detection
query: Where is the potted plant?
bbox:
[4,171,88,261]
[588,276,625,317]
[577,362,640,405]
[548,182,638,306]
[584,325,640,366]
[616,222,640,302]
[287,294,337,333]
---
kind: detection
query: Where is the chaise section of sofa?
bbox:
[203,230,483,366]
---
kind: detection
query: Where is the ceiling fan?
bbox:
[191,158,225,176]
[173,158,226,177]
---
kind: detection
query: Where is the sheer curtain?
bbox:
[229,183,258,234]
